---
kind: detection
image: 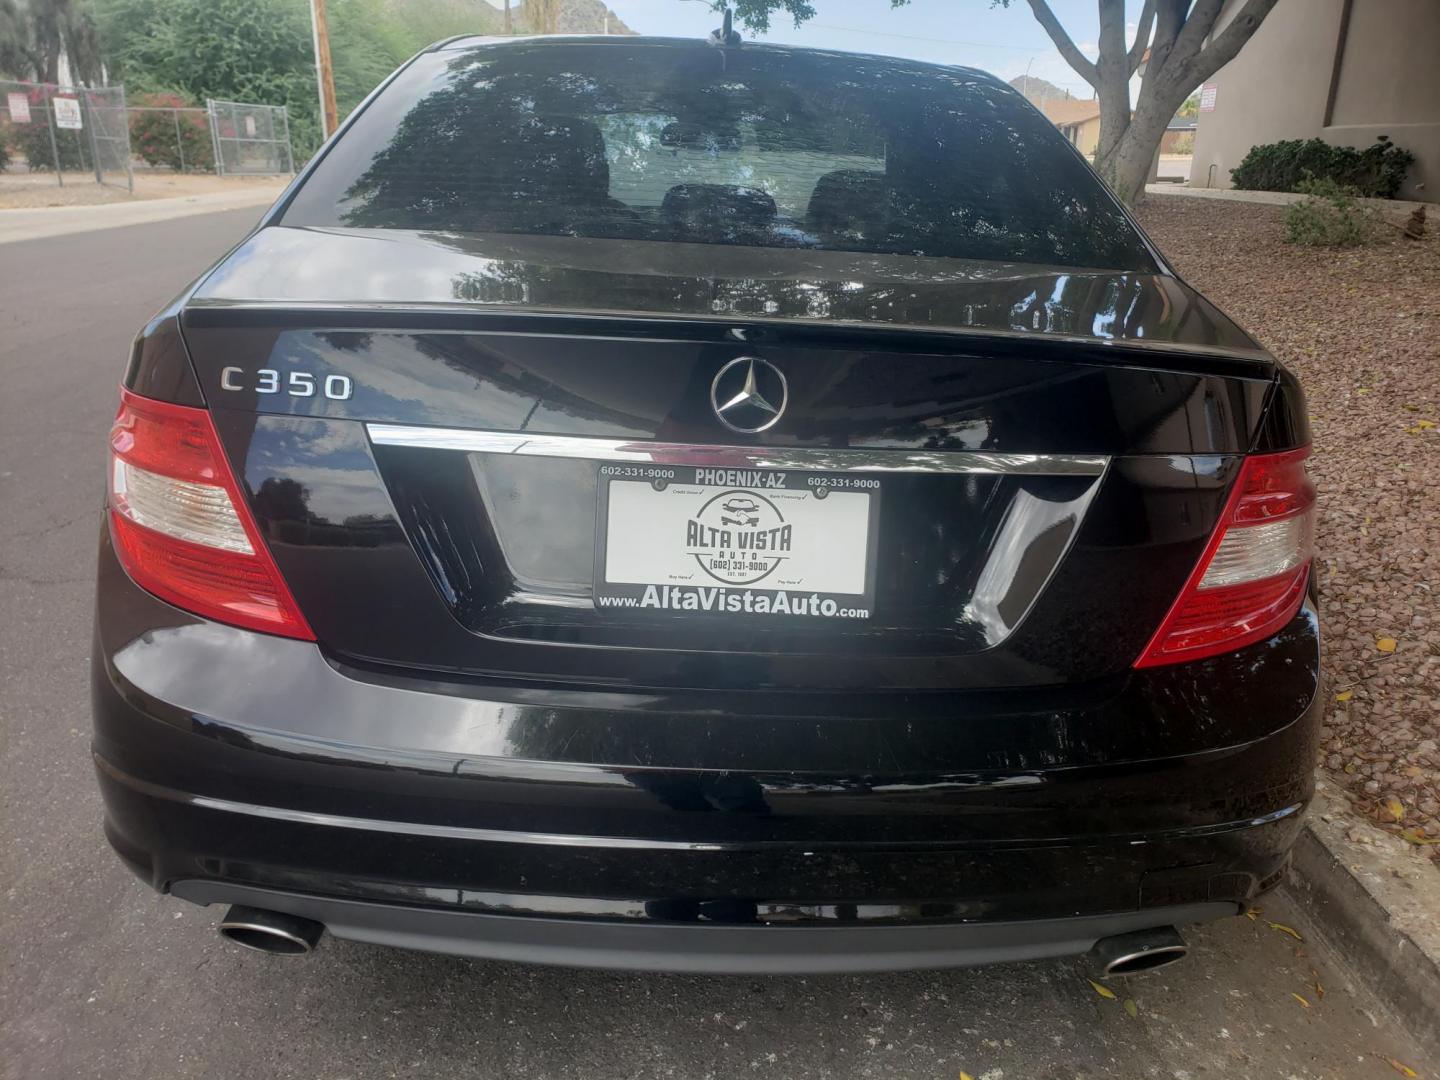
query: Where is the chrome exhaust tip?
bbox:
[218,905,324,956]
[1088,926,1188,978]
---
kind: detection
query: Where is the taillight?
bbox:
[1135,448,1314,668]
[107,388,314,640]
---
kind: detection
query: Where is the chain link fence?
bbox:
[127,99,215,173]
[2,79,134,190]
[206,99,295,177]
[84,85,134,190]
[2,80,295,187]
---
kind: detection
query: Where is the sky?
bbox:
[603,0,1150,99]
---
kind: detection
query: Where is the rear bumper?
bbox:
[170,879,1235,974]
[92,542,1322,971]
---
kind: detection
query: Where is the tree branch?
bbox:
[1182,0,1281,85]
[725,0,817,34]
[1170,0,1226,63]
[1127,0,1156,75]
[1097,0,1127,64]
[1024,0,1097,88]
[1146,0,1186,68]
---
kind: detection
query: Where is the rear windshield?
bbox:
[283,41,1157,271]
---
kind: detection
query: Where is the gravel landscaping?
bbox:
[1137,193,1440,858]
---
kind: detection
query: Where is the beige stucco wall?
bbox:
[1330,1,1440,127]
[1190,0,1440,201]
[1323,0,1440,199]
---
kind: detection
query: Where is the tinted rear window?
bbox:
[283,40,1157,271]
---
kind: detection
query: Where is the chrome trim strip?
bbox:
[365,425,1109,477]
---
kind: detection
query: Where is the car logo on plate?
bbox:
[686,489,792,585]
[710,357,788,434]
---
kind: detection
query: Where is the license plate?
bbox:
[594,465,879,620]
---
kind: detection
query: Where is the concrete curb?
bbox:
[1285,777,1440,1057]
[1143,183,1431,214]
[0,186,287,245]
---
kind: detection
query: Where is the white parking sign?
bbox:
[6,92,30,124]
[53,95,82,130]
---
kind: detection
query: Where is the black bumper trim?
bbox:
[172,880,1238,975]
[94,752,1305,853]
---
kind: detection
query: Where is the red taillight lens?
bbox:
[1135,448,1314,668]
[107,388,314,640]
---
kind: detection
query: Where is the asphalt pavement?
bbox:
[0,209,1426,1080]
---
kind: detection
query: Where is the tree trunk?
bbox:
[1089,0,1131,174]
[1091,76,1131,173]
[1101,126,1160,206]
[1016,0,1282,207]
[528,0,560,34]
[1100,77,1209,205]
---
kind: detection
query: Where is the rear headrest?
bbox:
[806,169,889,239]
[662,184,777,238]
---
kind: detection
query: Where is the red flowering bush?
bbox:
[9,87,93,171]
[129,92,214,172]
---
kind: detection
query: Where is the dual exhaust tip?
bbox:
[1088,925,1189,977]
[217,905,324,956]
[214,904,1189,976]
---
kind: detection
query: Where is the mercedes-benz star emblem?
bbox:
[710,357,788,434]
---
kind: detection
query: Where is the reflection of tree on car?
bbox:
[336,41,1149,268]
[720,497,760,526]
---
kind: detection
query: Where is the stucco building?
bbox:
[1040,98,1102,158]
[1191,0,1439,202]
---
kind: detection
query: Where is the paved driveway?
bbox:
[0,210,1423,1080]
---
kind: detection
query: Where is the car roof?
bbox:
[423,33,1006,90]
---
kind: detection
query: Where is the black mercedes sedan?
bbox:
[93,34,1320,975]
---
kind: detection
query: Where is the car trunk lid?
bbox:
[182,227,1273,692]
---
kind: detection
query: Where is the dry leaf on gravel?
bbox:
[1377,1056,1420,1079]
[1088,979,1117,1000]
[1267,921,1304,941]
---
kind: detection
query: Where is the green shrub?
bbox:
[1283,177,1376,247]
[129,92,214,172]
[0,124,10,172]
[1232,136,1414,199]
